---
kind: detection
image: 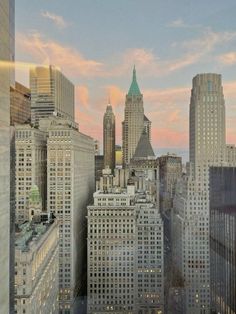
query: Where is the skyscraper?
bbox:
[10,81,31,125]
[173,74,228,313]
[0,0,14,312]
[159,153,182,212]
[15,124,47,224]
[209,166,236,314]
[103,103,115,171]
[30,65,74,126]
[190,73,226,175]
[47,117,95,313]
[122,67,145,167]
[87,171,164,314]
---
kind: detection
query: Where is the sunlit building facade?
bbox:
[30,65,74,126]
[10,81,31,125]
[122,67,144,167]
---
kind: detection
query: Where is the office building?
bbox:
[15,210,59,314]
[135,200,164,313]
[159,153,182,212]
[115,145,122,168]
[47,117,94,313]
[88,171,164,313]
[225,144,236,166]
[103,104,115,171]
[94,139,100,156]
[15,124,47,225]
[0,0,14,312]
[10,81,31,125]
[189,73,226,175]
[209,167,236,314]
[95,155,104,183]
[87,188,136,314]
[122,67,145,167]
[30,65,74,126]
[173,74,227,313]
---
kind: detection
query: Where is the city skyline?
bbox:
[15,1,236,155]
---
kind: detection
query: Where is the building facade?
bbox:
[47,117,94,313]
[15,213,59,314]
[30,65,74,126]
[159,153,182,212]
[87,190,136,314]
[15,124,47,224]
[0,0,14,312]
[122,67,144,167]
[115,145,123,168]
[209,167,236,314]
[135,201,164,313]
[88,170,164,314]
[103,104,115,171]
[10,81,31,125]
[173,74,228,313]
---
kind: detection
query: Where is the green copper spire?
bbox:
[128,66,141,96]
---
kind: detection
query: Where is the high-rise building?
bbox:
[122,67,145,167]
[0,0,14,312]
[30,65,74,126]
[115,145,123,168]
[87,170,164,314]
[46,117,94,313]
[15,124,47,225]
[189,74,226,176]
[87,188,136,314]
[173,74,228,313]
[159,153,182,212]
[103,104,115,171]
[135,200,164,313]
[209,167,236,314]
[94,139,100,156]
[15,210,59,314]
[10,81,31,125]
[95,155,104,183]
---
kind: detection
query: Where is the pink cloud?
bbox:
[16,32,103,78]
[76,85,89,108]
[218,52,236,65]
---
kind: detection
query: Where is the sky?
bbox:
[15,0,236,161]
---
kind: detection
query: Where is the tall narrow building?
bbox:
[0,0,14,312]
[173,74,227,313]
[103,103,115,171]
[47,117,95,313]
[122,67,144,167]
[30,65,74,126]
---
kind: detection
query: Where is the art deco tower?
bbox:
[190,73,226,176]
[103,103,115,171]
[122,67,145,167]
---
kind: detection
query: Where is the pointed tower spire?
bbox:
[128,65,141,96]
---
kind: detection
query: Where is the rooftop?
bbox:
[15,213,56,252]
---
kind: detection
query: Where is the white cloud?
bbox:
[41,11,69,29]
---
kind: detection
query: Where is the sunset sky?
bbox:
[15,0,236,160]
